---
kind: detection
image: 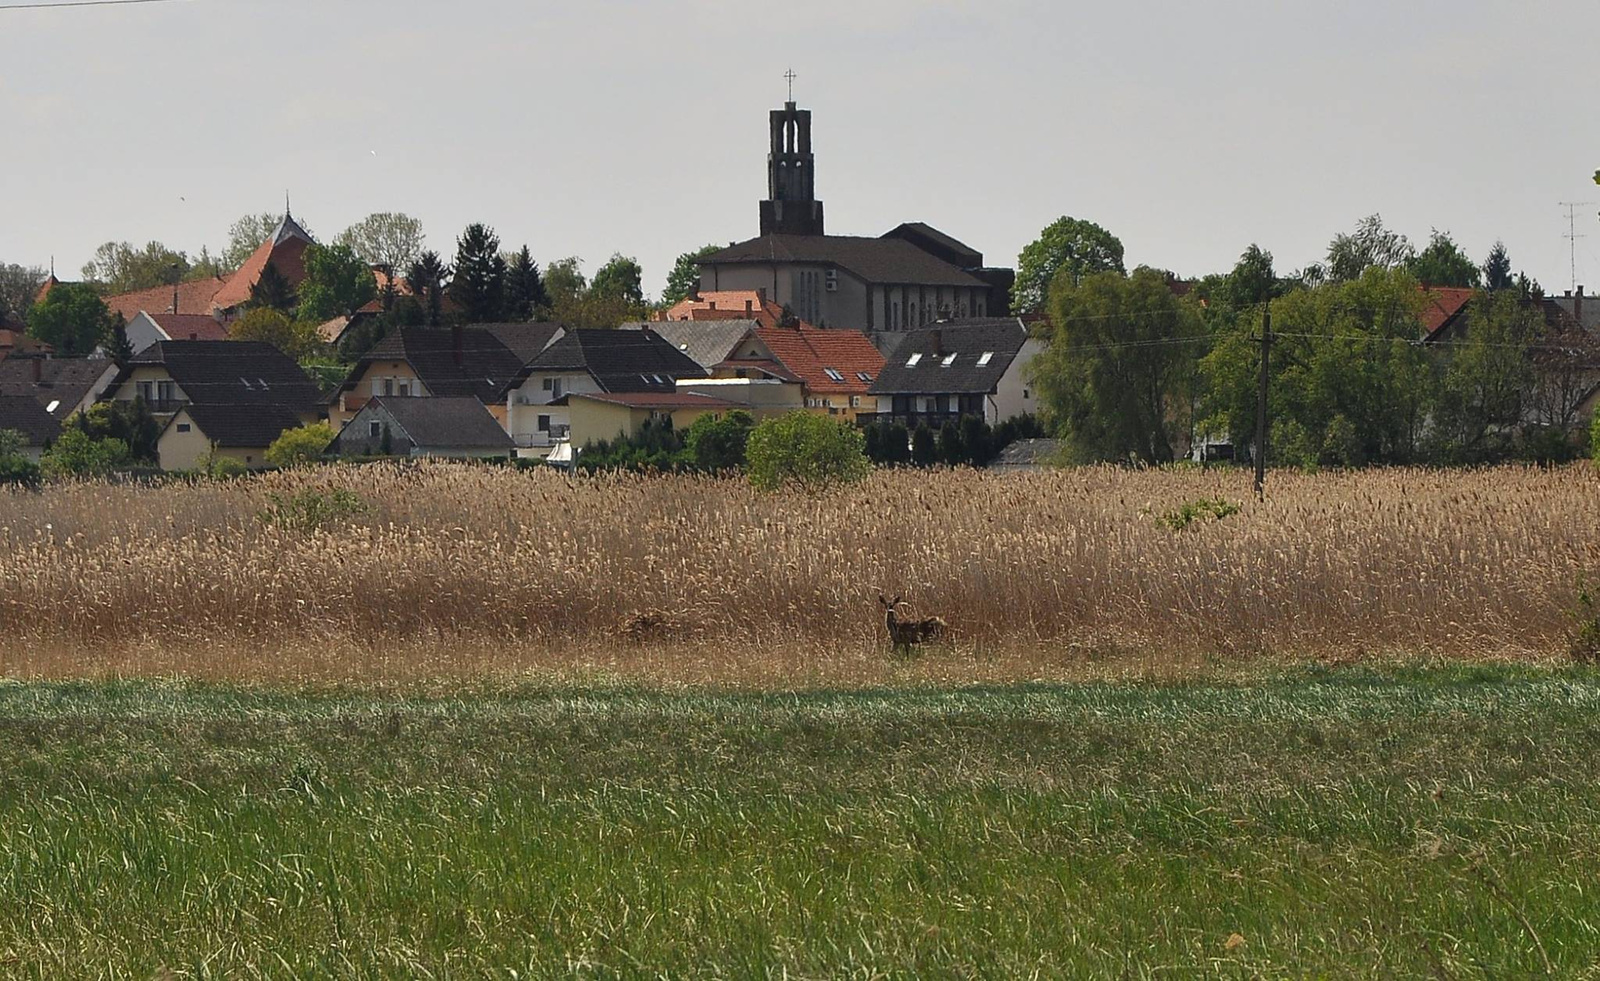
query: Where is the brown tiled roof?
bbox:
[1419,287,1476,340]
[752,325,886,396]
[149,313,229,342]
[0,330,51,358]
[659,291,788,327]
[715,357,801,383]
[210,235,312,312]
[105,278,227,323]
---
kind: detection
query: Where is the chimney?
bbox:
[453,321,464,367]
[1577,286,1585,325]
[745,299,753,316]
[931,329,943,356]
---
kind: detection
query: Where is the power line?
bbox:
[0,0,188,9]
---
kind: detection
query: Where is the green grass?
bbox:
[3,663,1600,977]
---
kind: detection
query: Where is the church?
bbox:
[697,99,1014,332]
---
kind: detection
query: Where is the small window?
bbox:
[850,396,861,408]
[369,421,382,438]
[941,353,957,367]
[977,352,994,366]
[906,353,922,367]
[537,414,551,433]
[542,378,554,391]
[398,382,410,397]
[824,368,844,383]
[383,379,394,397]
[652,374,664,384]
[241,377,254,390]
[45,400,60,414]
[856,372,872,383]
[257,378,270,390]
[176,423,191,433]
[1023,389,1032,400]
[244,456,253,464]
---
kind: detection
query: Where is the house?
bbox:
[327,323,565,429]
[716,324,886,422]
[328,396,513,459]
[503,329,708,456]
[105,340,323,423]
[1551,287,1599,333]
[562,391,744,452]
[866,319,1043,428]
[123,311,230,354]
[0,395,62,462]
[156,403,306,471]
[656,291,789,327]
[621,320,761,370]
[695,99,1013,331]
[0,356,120,420]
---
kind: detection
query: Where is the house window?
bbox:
[383,378,395,397]
[542,378,553,391]
[369,421,382,438]
[856,371,873,382]
[1023,389,1031,400]
[176,423,191,433]
[849,396,861,408]
[941,353,957,367]
[977,352,994,366]
[905,353,922,367]
[398,382,410,397]
[537,415,551,433]
[824,368,844,382]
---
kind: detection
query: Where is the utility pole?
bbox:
[1254,301,1272,503]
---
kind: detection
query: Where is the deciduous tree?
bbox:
[27,282,115,356]
[336,213,425,273]
[663,245,718,306]
[1012,217,1125,314]
[0,264,45,327]
[297,243,377,322]
[224,213,284,270]
[230,308,326,361]
[1407,230,1480,288]
[81,241,190,294]
[746,411,870,491]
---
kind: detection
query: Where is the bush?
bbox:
[1592,412,1600,466]
[938,420,964,466]
[685,410,754,473]
[746,412,870,492]
[0,431,40,489]
[201,452,251,479]
[77,400,160,463]
[260,488,370,533]
[1157,497,1242,531]
[266,423,337,469]
[579,418,688,473]
[911,424,937,468]
[41,430,131,478]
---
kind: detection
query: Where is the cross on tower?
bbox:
[784,68,797,102]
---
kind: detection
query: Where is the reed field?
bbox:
[0,462,1595,682]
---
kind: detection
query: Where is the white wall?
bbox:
[990,338,1045,424]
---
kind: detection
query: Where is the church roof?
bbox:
[702,235,987,288]
[882,222,984,269]
[209,215,315,312]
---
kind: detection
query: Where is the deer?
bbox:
[878,593,948,651]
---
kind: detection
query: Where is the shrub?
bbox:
[911,424,937,468]
[746,412,870,492]
[260,488,370,533]
[1574,576,1600,664]
[266,423,337,469]
[1157,497,1242,531]
[41,430,131,479]
[77,400,160,463]
[938,420,965,466]
[579,418,688,473]
[0,431,40,490]
[1592,412,1600,466]
[685,410,754,473]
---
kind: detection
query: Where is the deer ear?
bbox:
[891,596,902,608]
[877,593,888,608]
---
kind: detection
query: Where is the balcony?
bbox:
[855,410,974,430]
[513,426,571,449]
[145,398,190,415]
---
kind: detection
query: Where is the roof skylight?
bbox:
[977,352,994,366]
[906,353,922,367]
[941,353,958,367]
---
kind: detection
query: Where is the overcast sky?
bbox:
[3,0,1599,297]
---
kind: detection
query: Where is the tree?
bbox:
[1432,290,1540,462]
[40,429,131,478]
[591,254,646,307]
[0,429,41,489]
[1032,267,1204,465]
[81,241,189,294]
[0,264,46,327]
[1483,241,1514,292]
[685,410,754,472]
[187,246,226,282]
[407,252,451,326]
[1013,217,1125,314]
[106,313,134,366]
[745,412,870,491]
[1321,214,1415,284]
[543,257,587,309]
[1407,230,1480,288]
[450,223,507,324]
[937,419,965,465]
[249,261,298,314]
[297,243,377,322]
[663,245,718,306]
[336,213,425,273]
[265,423,337,468]
[28,282,114,356]
[504,246,548,321]
[75,400,160,463]
[910,423,937,467]
[230,308,326,361]
[224,212,283,270]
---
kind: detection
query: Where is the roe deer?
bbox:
[878,593,948,650]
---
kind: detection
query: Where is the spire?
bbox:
[284,190,292,221]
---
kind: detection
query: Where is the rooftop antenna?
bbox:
[784,68,797,103]
[1561,201,1596,292]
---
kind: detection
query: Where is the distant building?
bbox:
[106,340,324,425]
[866,319,1043,428]
[0,356,119,420]
[656,291,788,327]
[156,403,306,471]
[124,312,230,354]
[696,100,1014,331]
[328,396,513,459]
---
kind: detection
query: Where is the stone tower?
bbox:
[759,101,825,237]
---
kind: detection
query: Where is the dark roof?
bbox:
[0,357,116,418]
[519,329,708,393]
[345,327,531,403]
[702,235,986,287]
[364,396,512,449]
[127,341,322,411]
[474,323,565,364]
[0,395,62,446]
[881,222,984,269]
[171,402,304,448]
[989,439,1065,470]
[622,321,757,368]
[869,319,1031,396]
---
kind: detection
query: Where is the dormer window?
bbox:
[856,371,873,383]
[257,378,270,390]
[240,378,255,390]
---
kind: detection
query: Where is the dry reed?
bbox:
[0,462,1594,684]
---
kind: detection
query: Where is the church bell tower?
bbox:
[760,100,825,237]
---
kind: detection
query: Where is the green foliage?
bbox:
[1574,576,1600,664]
[248,261,298,314]
[1407,230,1480,289]
[1432,290,1540,462]
[406,252,451,327]
[590,254,645,307]
[76,400,161,463]
[335,212,425,273]
[259,488,370,533]
[544,255,649,328]
[910,423,937,467]
[685,410,754,472]
[223,212,282,270]
[1013,217,1125,314]
[578,418,687,473]
[504,246,547,321]
[937,419,964,466]
[0,429,40,489]
[106,314,134,366]
[41,429,131,478]
[662,245,719,306]
[0,263,46,328]
[746,412,870,491]
[230,308,328,361]
[1156,497,1241,531]
[199,451,250,479]
[1482,241,1514,292]
[1591,410,1600,465]
[297,244,378,323]
[27,282,115,356]
[1033,267,1203,464]
[1318,214,1415,284]
[265,424,336,469]
[80,240,190,294]
[449,224,507,324]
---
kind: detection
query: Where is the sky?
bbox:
[3,0,1599,298]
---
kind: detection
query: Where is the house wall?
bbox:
[702,263,873,329]
[156,409,271,471]
[505,371,601,446]
[677,379,804,415]
[124,313,166,355]
[871,285,989,332]
[567,399,639,447]
[331,404,416,457]
[110,366,186,413]
[991,337,1045,424]
[331,361,428,429]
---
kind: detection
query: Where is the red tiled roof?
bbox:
[35,275,61,306]
[1419,287,1476,339]
[572,391,739,410]
[149,313,229,342]
[210,234,312,312]
[660,291,788,327]
[105,278,227,323]
[0,329,52,359]
[752,326,886,396]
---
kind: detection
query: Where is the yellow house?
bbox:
[157,403,306,471]
[106,340,324,424]
[566,392,748,450]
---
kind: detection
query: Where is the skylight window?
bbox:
[941,353,958,367]
[240,377,254,390]
[906,353,922,367]
[45,400,60,414]
[856,371,873,382]
[257,378,270,390]
[977,352,994,366]
[823,368,845,382]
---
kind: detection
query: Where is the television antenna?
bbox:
[1560,201,1596,292]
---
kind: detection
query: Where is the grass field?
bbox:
[4,663,1600,977]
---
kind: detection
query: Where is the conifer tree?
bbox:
[449,223,507,324]
[505,246,548,321]
[248,261,297,314]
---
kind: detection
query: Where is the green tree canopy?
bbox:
[41,429,131,478]
[450,223,508,324]
[1012,217,1125,314]
[223,212,284,270]
[28,282,115,356]
[406,251,451,327]
[1483,241,1514,292]
[662,245,719,306]
[230,308,327,361]
[0,264,46,327]
[1316,214,1415,284]
[81,241,189,294]
[297,243,378,323]
[504,247,548,321]
[1031,267,1204,464]
[249,261,298,314]
[590,254,645,307]
[746,412,870,491]
[685,410,754,472]
[1407,230,1480,288]
[1432,290,1541,462]
[265,423,337,468]
[75,400,160,463]
[336,213,425,273]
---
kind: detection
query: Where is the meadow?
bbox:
[0,462,1596,682]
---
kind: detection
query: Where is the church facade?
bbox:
[698,100,1014,331]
